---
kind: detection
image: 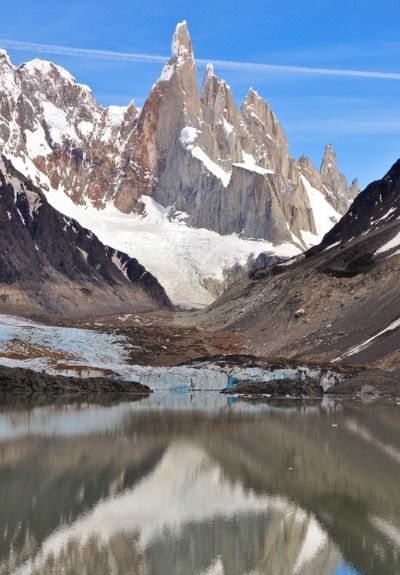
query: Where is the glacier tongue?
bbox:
[43,188,301,308]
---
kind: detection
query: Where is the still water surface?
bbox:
[0,393,399,575]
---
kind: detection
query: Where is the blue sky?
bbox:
[1,0,400,187]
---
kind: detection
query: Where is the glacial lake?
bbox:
[0,392,399,575]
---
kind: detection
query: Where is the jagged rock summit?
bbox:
[0,22,356,242]
[0,21,358,305]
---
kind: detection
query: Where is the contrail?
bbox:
[0,39,167,64]
[1,38,400,81]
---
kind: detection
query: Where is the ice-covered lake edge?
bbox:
[0,313,347,393]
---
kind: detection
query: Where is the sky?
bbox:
[1,0,400,188]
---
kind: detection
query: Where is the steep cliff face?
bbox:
[202,159,400,368]
[0,23,356,245]
[0,156,170,315]
[151,27,332,244]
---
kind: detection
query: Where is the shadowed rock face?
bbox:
[313,158,400,255]
[0,23,356,246]
[201,160,400,369]
[0,156,170,315]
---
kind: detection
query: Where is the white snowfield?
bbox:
[4,148,301,308]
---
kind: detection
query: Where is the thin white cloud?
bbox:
[202,59,400,80]
[0,39,167,64]
[1,38,400,80]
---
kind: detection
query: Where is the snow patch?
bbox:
[222,118,234,136]
[180,126,199,146]
[333,317,400,362]
[0,48,12,67]
[190,146,231,187]
[25,188,43,218]
[301,175,341,241]
[112,254,129,279]
[106,105,127,125]
[159,62,175,82]
[300,230,321,248]
[323,240,342,251]
[76,247,88,262]
[242,151,256,164]
[24,127,52,157]
[9,154,53,192]
[233,163,274,176]
[172,20,190,62]
[375,230,400,254]
[236,151,274,176]
[41,101,77,143]
[77,120,94,137]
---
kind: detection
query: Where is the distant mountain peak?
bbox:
[18,58,76,83]
[321,143,337,173]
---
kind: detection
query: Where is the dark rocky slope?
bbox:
[0,364,150,394]
[200,160,400,370]
[0,156,170,315]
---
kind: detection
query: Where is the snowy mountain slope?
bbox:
[4,146,334,307]
[0,23,357,306]
[0,156,170,315]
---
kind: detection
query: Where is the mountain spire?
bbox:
[320,144,337,175]
[171,20,194,63]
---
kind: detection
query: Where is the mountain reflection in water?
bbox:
[0,393,399,575]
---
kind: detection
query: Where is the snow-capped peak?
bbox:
[0,48,13,68]
[247,87,260,99]
[19,59,76,83]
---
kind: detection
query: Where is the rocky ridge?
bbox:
[0,23,356,248]
[200,159,400,370]
[0,155,170,315]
